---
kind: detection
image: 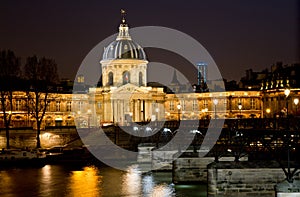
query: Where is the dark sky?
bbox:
[0,0,299,82]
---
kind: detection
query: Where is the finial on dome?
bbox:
[117,9,131,40]
[121,9,126,24]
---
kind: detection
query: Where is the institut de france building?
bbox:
[2,14,299,130]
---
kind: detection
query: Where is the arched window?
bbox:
[108,72,113,86]
[139,72,143,86]
[123,71,130,85]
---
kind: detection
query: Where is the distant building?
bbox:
[197,62,208,84]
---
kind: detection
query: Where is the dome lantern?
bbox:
[102,10,147,61]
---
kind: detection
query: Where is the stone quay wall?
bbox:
[0,127,79,148]
[172,156,248,183]
[207,161,300,197]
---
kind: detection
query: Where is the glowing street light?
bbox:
[177,104,181,121]
[201,108,208,119]
[284,88,290,117]
[238,103,242,118]
[266,108,271,118]
[155,107,159,121]
[87,109,91,128]
[284,89,291,97]
[294,98,299,115]
[213,98,218,119]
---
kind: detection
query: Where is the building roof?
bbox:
[102,11,146,61]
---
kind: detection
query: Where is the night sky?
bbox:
[0,0,299,82]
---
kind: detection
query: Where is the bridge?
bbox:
[102,118,300,171]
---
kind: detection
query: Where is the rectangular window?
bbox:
[56,101,61,112]
[170,101,174,111]
[67,101,72,112]
[97,101,102,109]
[16,100,21,111]
[181,100,185,111]
[224,99,227,109]
[192,100,197,111]
[79,101,83,111]
[203,99,208,109]
[46,101,51,111]
[250,98,255,109]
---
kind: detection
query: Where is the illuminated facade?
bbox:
[1,12,299,130]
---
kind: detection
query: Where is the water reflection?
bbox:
[67,166,102,197]
[39,165,52,195]
[121,165,175,197]
[0,171,13,196]
[0,165,205,196]
[121,165,142,196]
[152,184,175,197]
[142,175,154,194]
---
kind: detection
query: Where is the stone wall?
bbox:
[152,150,178,171]
[0,127,79,148]
[172,156,247,183]
[207,161,300,197]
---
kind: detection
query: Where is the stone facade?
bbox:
[0,127,78,148]
[172,156,248,184]
[207,161,300,197]
[1,13,299,129]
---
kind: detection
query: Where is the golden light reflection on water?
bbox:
[0,165,200,196]
[0,171,12,194]
[39,165,52,194]
[67,166,102,197]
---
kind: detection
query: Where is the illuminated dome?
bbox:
[102,40,146,60]
[102,14,146,60]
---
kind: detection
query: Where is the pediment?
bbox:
[111,83,151,94]
[110,84,152,100]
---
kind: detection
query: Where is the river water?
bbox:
[0,164,206,197]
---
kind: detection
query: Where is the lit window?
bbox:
[47,101,51,111]
[16,100,21,111]
[192,100,197,111]
[97,102,102,109]
[224,99,227,109]
[203,99,208,108]
[56,101,61,112]
[250,98,255,109]
[123,71,130,84]
[181,100,185,111]
[78,101,83,111]
[170,101,174,111]
[67,101,72,112]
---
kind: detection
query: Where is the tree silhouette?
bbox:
[0,50,21,149]
[24,56,59,148]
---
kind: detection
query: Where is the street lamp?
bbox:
[284,88,290,117]
[284,88,293,183]
[155,107,159,121]
[238,103,242,118]
[266,108,271,118]
[293,98,299,115]
[177,104,181,121]
[213,98,218,119]
[201,108,208,119]
[87,109,91,128]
